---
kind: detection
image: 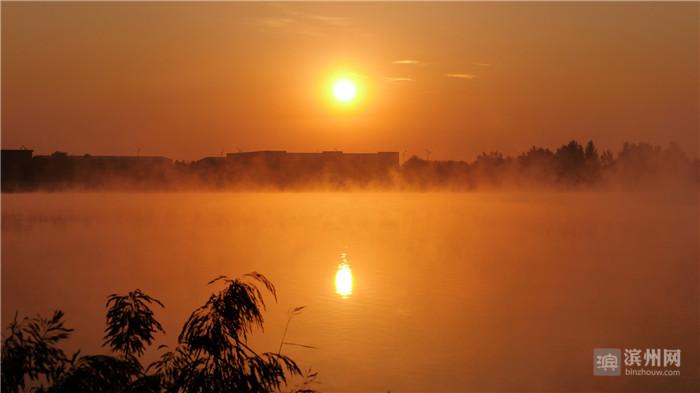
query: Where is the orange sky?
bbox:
[2,2,698,160]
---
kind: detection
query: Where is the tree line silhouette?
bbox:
[1,273,318,393]
[401,140,697,190]
[2,140,697,191]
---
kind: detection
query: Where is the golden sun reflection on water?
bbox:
[335,253,353,298]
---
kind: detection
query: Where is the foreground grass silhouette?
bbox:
[1,272,318,393]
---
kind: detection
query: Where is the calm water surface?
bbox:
[2,192,698,392]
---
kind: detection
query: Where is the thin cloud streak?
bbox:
[392,60,425,66]
[445,73,476,79]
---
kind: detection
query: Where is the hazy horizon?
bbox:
[5,137,699,162]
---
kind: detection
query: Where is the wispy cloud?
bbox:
[385,77,414,82]
[473,62,491,67]
[445,73,476,79]
[392,60,425,66]
[257,4,351,33]
[257,17,296,29]
[298,13,350,27]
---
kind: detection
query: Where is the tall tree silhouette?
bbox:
[555,140,586,184]
[583,140,602,182]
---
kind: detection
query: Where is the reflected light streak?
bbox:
[335,253,353,298]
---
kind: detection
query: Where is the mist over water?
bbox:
[2,192,698,392]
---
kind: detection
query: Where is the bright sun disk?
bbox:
[332,79,357,103]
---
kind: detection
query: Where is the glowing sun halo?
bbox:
[332,79,357,103]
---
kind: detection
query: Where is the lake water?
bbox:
[2,192,698,392]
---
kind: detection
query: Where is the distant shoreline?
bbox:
[2,140,698,192]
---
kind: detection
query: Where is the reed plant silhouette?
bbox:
[1,272,318,393]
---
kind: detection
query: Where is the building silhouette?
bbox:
[2,149,400,190]
[1,149,34,191]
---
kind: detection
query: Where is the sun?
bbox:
[332,79,357,103]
